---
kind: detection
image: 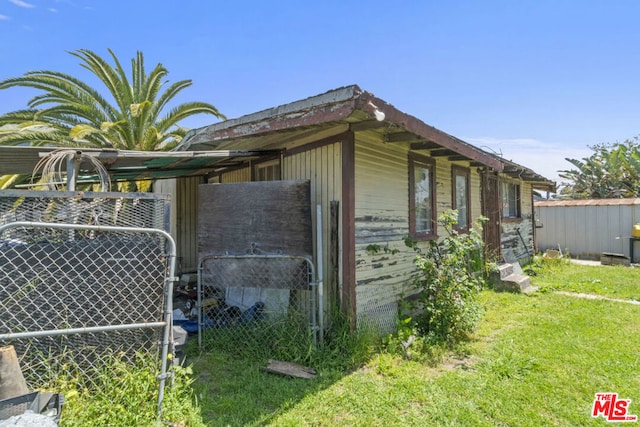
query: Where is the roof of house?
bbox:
[176,85,556,191]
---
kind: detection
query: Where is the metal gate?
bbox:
[195,254,320,358]
[0,190,175,419]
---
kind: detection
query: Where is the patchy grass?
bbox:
[532,259,640,301]
[187,262,640,426]
[57,262,639,425]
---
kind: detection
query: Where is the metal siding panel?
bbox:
[536,203,640,259]
[585,205,597,255]
[618,205,632,255]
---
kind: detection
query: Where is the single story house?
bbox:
[158,85,555,331]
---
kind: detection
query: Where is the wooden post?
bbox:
[0,345,29,400]
[329,201,340,308]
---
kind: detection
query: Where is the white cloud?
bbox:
[0,13,9,19]
[464,136,592,185]
[48,7,57,12]
[8,0,35,8]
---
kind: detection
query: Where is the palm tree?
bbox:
[0,49,225,150]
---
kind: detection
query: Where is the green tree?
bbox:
[559,137,640,199]
[0,49,225,150]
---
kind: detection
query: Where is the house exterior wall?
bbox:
[154,176,204,273]
[171,134,540,332]
[353,133,416,332]
[283,142,344,311]
[500,178,535,260]
[214,139,344,314]
[220,167,251,183]
[353,133,488,332]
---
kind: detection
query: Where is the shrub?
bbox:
[407,210,486,345]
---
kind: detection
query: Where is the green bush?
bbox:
[407,210,486,345]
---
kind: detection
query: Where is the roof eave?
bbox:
[354,92,504,171]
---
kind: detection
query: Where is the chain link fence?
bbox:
[0,190,174,418]
[192,254,319,359]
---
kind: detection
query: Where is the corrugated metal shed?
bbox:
[534,198,640,260]
[535,198,640,207]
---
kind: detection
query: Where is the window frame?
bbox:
[253,158,281,182]
[451,165,471,232]
[501,181,521,220]
[409,153,437,240]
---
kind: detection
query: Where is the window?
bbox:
[254,160,281,181]
[409,153,436,239]
[452,166,470,230]
[502,181,521,218]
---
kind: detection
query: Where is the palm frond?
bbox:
[156,102,225,133]
[1,48,225,153]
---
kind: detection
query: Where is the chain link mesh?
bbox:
[193,255,317,359]
[0,191,172,394]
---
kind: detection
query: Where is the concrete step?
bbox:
[497,273,537,293]
[498,263,514,280]
[490,262,537,293]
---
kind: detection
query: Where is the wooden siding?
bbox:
[353,133,492,332]
[354,134,415,331]
[283,142,343,312]
[153,176,203,273]
[500,179,535,260]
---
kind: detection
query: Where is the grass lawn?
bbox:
[188,262,640,426]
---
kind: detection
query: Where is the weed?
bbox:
[51,352,203,426]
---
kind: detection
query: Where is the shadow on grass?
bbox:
[183,313,378,426]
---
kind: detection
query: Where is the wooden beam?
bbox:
[410,141,441,150]
[356,92,505,171]
[385,131,425,143]
[349,120,387,132]
[448,155,469,161]
[430,149,458,157]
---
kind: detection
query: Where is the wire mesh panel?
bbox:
[0,189,169,230]
[195,255,318,359]
[0,222,173,386]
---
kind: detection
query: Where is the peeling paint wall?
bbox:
[353,133,488,332]
[500,179,534,260]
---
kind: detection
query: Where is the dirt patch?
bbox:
[441,355,477,372]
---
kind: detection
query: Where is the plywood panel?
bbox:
[198,181,313,257]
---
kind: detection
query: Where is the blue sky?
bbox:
[2,0,640,184]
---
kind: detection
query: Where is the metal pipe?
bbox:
[0,322,166,340]
[66,151,81,191]
[197,261,203,349]
[316,204,324,345]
